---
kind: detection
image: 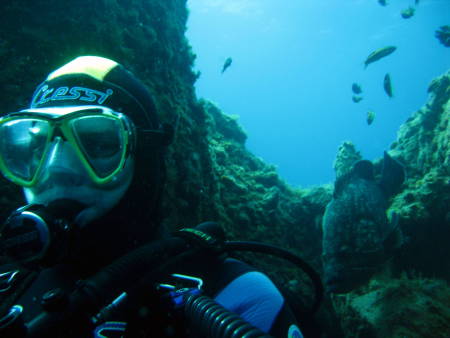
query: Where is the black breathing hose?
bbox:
[184,293,271,338]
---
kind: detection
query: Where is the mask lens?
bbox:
[70,115,125,178]
[0,119,49,182]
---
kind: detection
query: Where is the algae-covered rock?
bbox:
[386,70,450,281]
[389,70,449,178]
[332,275,450,337]
[388,166,450,280]
[333,141,363,178]
[202,100,247,144]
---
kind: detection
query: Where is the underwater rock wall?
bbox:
[197,100,331,252]
[0,0,196,113]
[388,70,450,279]
[390,70,449,178]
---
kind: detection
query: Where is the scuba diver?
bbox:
[0,56,317,337]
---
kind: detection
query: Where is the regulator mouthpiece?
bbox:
[0,200,85,266]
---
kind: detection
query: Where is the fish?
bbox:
[435,25,450,47]
[322,152,405,293]
[352,95,363,103]
[352,83,362,94]
[415,0,420,5]
[367,111,375,125]
[221,57,233,74]
[401,7,415,19]
[378,0,388,6]
[364,46,397,68]
[383,73,393,98]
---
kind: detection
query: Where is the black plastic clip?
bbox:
[0,271,19,294]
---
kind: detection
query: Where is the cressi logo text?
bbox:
[32,85,113,106]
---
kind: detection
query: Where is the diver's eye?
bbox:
[70,116,123,159]
[0,119,50,180]
[78,132,121,158]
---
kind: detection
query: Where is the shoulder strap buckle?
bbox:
[0,270,20,293]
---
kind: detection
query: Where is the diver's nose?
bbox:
[47,136,71,167]
[39,137,88,186]
[45,137,85,173]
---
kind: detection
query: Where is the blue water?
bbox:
[186,0,450,187]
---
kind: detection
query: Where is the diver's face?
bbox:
[23,135,134,227]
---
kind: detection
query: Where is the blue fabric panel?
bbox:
[214,271,284,333]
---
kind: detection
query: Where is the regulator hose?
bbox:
[184,293,270,338]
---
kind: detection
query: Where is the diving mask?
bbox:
[0,105,135,187]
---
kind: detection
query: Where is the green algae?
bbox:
[333,141,363,179]
[333,275,450,337]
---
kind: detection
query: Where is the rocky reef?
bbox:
[332,273,450,337]
[389,71,450,279]
[0,1,449,337]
